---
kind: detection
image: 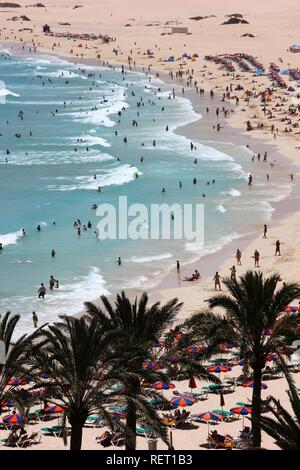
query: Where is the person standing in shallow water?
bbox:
[263,224,267,239]
[230,266,237,282]
[275,240,281,256]
[176,260,180,273]
[32,311,38,328]
[235,249,242,266]
[254,250,260,267]
[213,272,222,290]
[38,283,46,299]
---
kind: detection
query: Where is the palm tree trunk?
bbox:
[125,398,137,451]
[70,418,85,451]
[251,364,262,448]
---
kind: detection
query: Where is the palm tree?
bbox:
[85,292,182,450]
[86,291,217,450]
[0,311,43,409]
[30,314,121,451]
[260,364,300,449]
[184,271,300,448]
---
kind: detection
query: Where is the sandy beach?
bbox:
[0,0,300,452]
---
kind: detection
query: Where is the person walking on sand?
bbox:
[254,250,260,267]
[38,283,46,299]
[263,224,267,239]
[213,272,222,291]
[275,240,281,256]
[176,260,180,273]
[32,311,38,328]
[236,249,242,266]
[230,265,237,282]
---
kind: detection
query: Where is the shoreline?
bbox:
[1,39,300,318]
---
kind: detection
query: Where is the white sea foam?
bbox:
[41,267,109,315]
[46,165,141,191]
[70,84,129,127]
[216,204,227,213]
[185,232,240,256]
[130,253,173,263]
[77,135,112,148]
[2,150,114,166]
[35,68,88,79]
[226,188,241,197]
[0,88,20,98]
[0,229,23,246]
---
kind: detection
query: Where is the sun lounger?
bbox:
[207,435,234,449]
[15,432,42,448]
[41,426,70,437]
[85,415,104,427]
[136,427,152,438]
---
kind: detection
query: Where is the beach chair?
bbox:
[85,415,103,427]
[15,432,41,448]
[111,433,125,447]
[136,427,152,438]
[41,425,70,437]
[207,434,234,450]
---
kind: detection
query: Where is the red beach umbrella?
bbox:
[189,376,197,390]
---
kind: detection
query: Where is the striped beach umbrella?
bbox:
[7,377,28,386]
[195,411,223,423]
[284,306,299,314]
[230,405,252,427]
[151,382,175,390]
[44,405,66,414]
[170,396,196,407]
[192,411,223,434]
[142,361,159,370]
[3,414,25,425]
[1,401,14,408]
[242,381,268,390]
[29,388,46,397]
[207,365,232,373]
[264,354,278,362]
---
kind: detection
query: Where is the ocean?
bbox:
[0,49,292,331]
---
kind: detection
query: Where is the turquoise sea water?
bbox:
[0,50,292,331]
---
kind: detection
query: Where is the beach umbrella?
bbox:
[170,396,196,407]
[189,376,197,391]
[242,381,268,390]
[230,405,252,427]
[186,347,202,354]
[264,353,278,362]
[264,328,272,336]
[151,382,175,390]
[192,411,223,434]
[1,400,14,408]
[236,359,246,366]
[44,405,66,414]
[284,306,299,314]
[7,377,28,386]
[41,372,50,380]
[142,361,159,370]
[29,388,46,397]
[192,53,199,58]
[220,390,225,410]
[3,414,25,425]
[207,365,232,374]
